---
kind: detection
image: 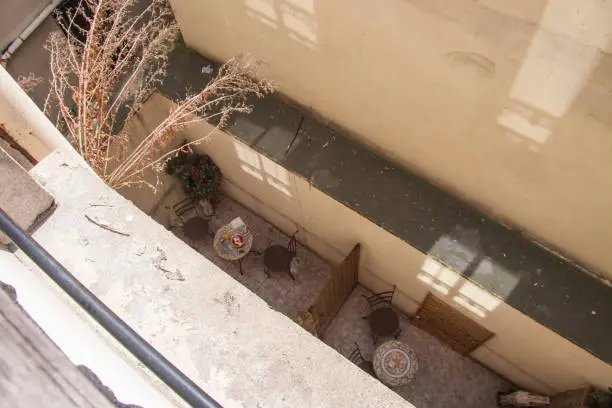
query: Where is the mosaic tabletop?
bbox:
[373,340,418,386]
[213,223,253,261]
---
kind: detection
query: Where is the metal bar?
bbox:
[0,207,222,408]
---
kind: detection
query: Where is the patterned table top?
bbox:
[373,340,418,387]
[213,224,253,261]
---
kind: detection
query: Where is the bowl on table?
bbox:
[231,234,245,248]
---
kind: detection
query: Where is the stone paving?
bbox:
[151,188,333,320]
[323,286,512,408]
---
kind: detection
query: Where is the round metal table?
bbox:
[182,217,210,241]
[263,246,293,271]
[213,224,253,274]
[263,245,295,280]
[372,340,418,387]
[368,308,400,337]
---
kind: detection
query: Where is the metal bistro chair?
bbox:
[167,197,211,242]
[363,286,401,344]
[263,231,298,280]
[347,342,375,377]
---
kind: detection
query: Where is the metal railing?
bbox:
[0,207,222,408]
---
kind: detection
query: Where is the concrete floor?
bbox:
[152,189,334,320]
[323,286,512,408]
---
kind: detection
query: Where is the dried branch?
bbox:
[16,73,44,94]
[84,214,130,236]
[45,0,274,192]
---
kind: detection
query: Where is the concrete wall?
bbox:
[5,16,61,110]
[0,67,79,163]
[112,93,183,214]
[0,67,58,161]
[0,0,49,50]
[127,93,612,396]
[169,0,612,278]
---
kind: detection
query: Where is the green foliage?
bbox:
[166,145,222,201]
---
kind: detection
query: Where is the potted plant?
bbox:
[166,144,222,210]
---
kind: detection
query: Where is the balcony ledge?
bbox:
[18,148,414,408]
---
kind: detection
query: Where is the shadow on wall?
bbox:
[224,0,567,151]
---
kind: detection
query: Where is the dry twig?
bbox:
[46,0,274,191]
[84,214,130,236]
[17,73,44,94]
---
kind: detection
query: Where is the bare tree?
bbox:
[45,0,273,190]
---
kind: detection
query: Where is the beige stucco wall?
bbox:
[112,93,183,214]
[126,91,612,395]
[169,0,612,278]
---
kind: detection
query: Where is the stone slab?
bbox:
[0,146,53,245]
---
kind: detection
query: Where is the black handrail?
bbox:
[0,207,222,408]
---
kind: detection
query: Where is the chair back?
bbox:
[364,286,396,310]
[347,342,368,365]
[288,231,298,255]
[173,198,197,218]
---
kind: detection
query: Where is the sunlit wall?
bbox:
[169,0,612,277]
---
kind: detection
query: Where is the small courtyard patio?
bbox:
[150,186,511,407]
[323,286,511,408]
[151,185,334,320]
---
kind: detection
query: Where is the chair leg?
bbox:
[287,268,296,281]
[394,328,402,339]
[264,267,271,278]
[239,259,244,275]
[372,332,378,345]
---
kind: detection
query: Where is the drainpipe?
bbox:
[1,0,64,61]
